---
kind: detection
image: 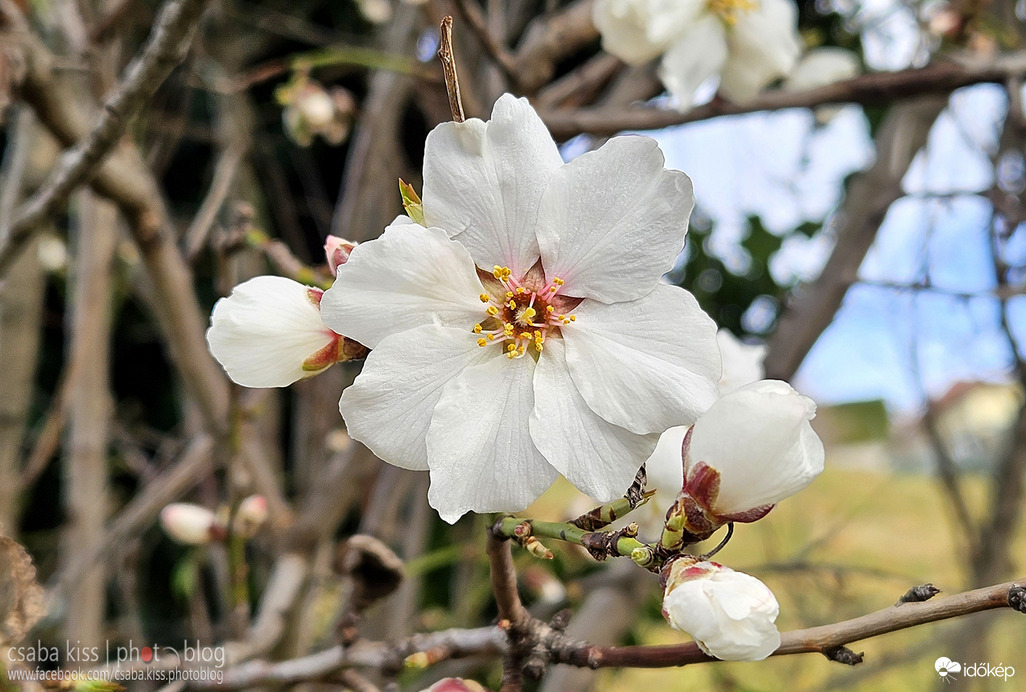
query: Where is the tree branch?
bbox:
[539,53,1026,139]
[0,0,211,274]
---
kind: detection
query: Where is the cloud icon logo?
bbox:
[935,657,962,678]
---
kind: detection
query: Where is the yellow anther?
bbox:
[507,351,516,359]
[504,324,514,335]
[546,305,554,313]
[477,338,488,347]
[516,287,527,294]
[535,343,544,352]
[486,306,499,316]
[508,299,517,310]
[523,306,537,319]
[507,344,517,353]
[548,286,557,292]
[479,293,490,303]
[553,277,564,286]
[533,330,541,338]
[570,315,576,321]
[506,291,514,299]
[473,324,483,334]
[518,345,526,355]
[492,265,512,280]
[520,332,531,339]
[488,334,496,340]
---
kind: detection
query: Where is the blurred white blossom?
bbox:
[322,94,720,523]
[280,79,356,147]
[160,504,222,545]
[784,47,861,123]
[593,0,802,112]
[662,557,780,660]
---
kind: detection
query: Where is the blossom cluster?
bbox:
[205,94,825,661]
[592,0,860,113]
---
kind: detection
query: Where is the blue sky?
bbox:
[641,84,1019,413]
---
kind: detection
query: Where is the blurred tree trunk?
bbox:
[61,190,118,648]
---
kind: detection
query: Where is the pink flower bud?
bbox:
[160,504,224,545]
[324,236,357,276]
[234,495,269,538]
[418,679,490,692]
[662,558,780,661]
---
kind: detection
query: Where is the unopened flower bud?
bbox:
[160,504,223,545]
[233,495,268,538]
[678,380,823,529]
[662,558,780,661]
[324,236,357,276]
[418,679,489,692]
[207,276,353,388]
[281,81,356,147]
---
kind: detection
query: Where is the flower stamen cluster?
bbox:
[473,267,574,359]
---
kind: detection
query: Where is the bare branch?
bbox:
[540,53,1026,139]
[0,0,211,274]
[438,16,466,123]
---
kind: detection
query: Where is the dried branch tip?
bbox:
[437,16,465,123]
[896,583,941,605]
[1009,584,1026,614]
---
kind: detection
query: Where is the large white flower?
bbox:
[662,558,781,661]
[207,276,355,388]
[593,0,802,112]
[321,94,720,523]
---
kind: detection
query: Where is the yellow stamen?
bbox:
[569,315,576,322]
[516,287,527,294]
[473,324,483,334]
[506,291,514,299]
[546,305,554,313]
[488,334,496,340]
[509,299,517,310]
[522,306,537,320]
[477,338,488,347]
[507,344,517,353]
[479,293,490,303]
[486,306,499,316]
[553,277,564,286]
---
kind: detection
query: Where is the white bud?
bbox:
[662,558,780,661]
[233,495,269,538]
[206,276,341,388]
[160,504,221,545]
[686,380,824,516]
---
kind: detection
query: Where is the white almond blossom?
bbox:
[593,0,802,112]
[321,94,720,523]
[207,276,348,388]
[784,47,862,123]
[662,557,781,660]
[677,379,824,530]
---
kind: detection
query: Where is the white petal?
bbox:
[160,504,220,545]
[206,276,336,388]
[658,17,728,113]
[422,94,562,277]
[563,285,720,434]
[687,380,825,513]
[320,219,485,348]
[339,326,493,471]
[716,329,766,395]
[719,0,801,103]
[529,339,659,501]
[783,47,861,92]
[426,354,557,523]
[536,136,695,303]
[593,0,705,65]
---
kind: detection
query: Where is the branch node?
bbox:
[824,646,865,666]
[896,583,941,605]
[1009,584,1026,614]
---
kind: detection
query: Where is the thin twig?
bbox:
[540,52,1026,139]
[437,16,465,123]
[0,0,211,275]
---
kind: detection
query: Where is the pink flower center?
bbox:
[473,265,576,360]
